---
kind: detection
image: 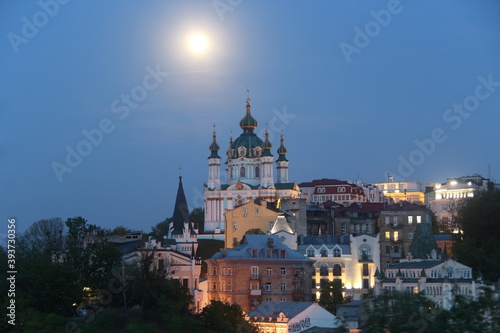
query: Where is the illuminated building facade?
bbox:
[203,98,300,237]
[297,234,380,300]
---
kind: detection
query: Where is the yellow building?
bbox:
[224,198,280,248]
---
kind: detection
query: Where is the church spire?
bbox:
[171,176,190,235]
[239,98,258,133]
[277,134,288,161]
[209,124,220,159]
[262,126,273,156]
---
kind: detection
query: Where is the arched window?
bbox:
[333,264,342,276]
[320,264,328,276]
[255,166,260,178]
[240,166,246,178]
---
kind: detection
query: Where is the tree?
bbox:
[149,218,171,241]
[65,217,122,292]
[318,280,352,315]
[108,225,134,235]
[365,290,434,333]
[16,217,65,258]
[197,300,251,333]
[443,197,466,233]
[190,207,205,233]
[126,251,193,314]
[453,189,500,281]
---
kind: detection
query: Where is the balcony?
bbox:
[390,223,402,229]
[249,289,261,296]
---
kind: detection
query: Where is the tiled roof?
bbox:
[387,260,443,269]
[298,179,349,187]
[382,201,427,211]
[209,234,312,261]
[248,301,314,319]
[335,202,385,212]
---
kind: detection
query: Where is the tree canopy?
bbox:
[453,189,500,281]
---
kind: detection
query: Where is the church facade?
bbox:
[204,98,300,235]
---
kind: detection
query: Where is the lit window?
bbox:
[408,216,413,224]
[394,231,399,241]
[417,216,422,223]
[385,231,390,240]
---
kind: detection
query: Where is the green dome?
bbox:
[208,130,220,158]
[262,128,273,157]
[277,134,288,161]
[229,132,264,159]
[239,98,258,132]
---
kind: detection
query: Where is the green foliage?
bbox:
[16,217,65,258]
[365,288,500,333]
[244,228,265,235]
[108,225,134,235]
[318,280,353,315]
[190,207,205,233]
[365,290,434,333]
[454,189,500,281]
[65,216,122,290]
[197,300,248,333]
[149,218,171,241]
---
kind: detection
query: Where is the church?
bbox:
[203,98,300,237]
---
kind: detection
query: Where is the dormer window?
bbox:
[333,248,341,257]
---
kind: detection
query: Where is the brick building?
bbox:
[205,234,314,312]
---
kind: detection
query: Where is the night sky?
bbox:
[2,0,500,234]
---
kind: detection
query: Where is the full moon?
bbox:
[189,34,208,53]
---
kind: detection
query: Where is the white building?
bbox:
[246,301,341,333]
[297,234,380,300]
[374,258,482,310]
[425,175,490,232]
[203,98,300,237]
